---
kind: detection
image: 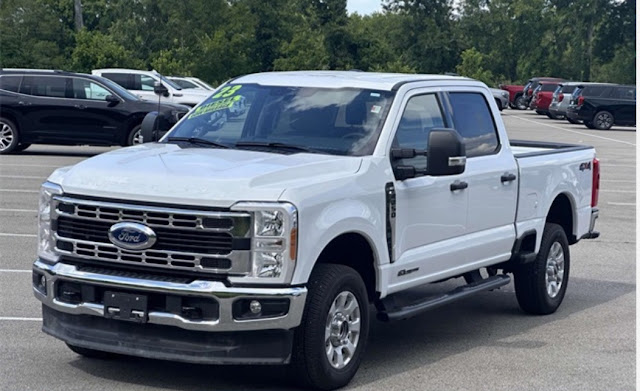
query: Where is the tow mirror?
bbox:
[426,128,466,176]
[140,112,163,143]
[153,81,170,97]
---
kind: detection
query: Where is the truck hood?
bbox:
[49,143,362,208]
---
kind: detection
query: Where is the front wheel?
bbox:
[515,95,528,110]
[291,264,369,390]
[514,223,570,315]
[126,125,143,146]
[584,121,596,129]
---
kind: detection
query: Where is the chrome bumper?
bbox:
[33,260,307,332]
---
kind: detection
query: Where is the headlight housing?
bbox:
[230,202,298,285]
[38,182,63,263]
[502,91,509,98]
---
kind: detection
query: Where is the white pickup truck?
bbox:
[33,71,600,390]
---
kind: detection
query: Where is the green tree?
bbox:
[71,30,144,72]
[456,48,496,85]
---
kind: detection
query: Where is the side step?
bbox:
[377,274,511,322]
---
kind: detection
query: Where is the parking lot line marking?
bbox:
[0,317,42,321]
[513,116,636,146]
[601,180,636,183]
[602,164,636,168]
[0,189,39,193]
[608,202,636,206]
[0,175,47,179]
[0,163,60,167]
[0,269,31,273]
[0,233,37,237]
[0,208,37,213]
[600,189,636,193]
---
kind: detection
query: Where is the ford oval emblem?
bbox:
[108,222,157,250]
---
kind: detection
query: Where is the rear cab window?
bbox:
[448,92,499,157]
[102,73,132,90]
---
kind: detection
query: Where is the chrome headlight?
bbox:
[38,182,63,262]
[502,91,509,98]
[230,202,298,284]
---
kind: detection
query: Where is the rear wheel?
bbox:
[514,223,570,315]
[515,95,528,110]
[292,264,369,390]
[0,118,19,154]
[66,343,120,359]
[593,111,614,130]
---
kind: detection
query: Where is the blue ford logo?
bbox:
[108,222,157,250]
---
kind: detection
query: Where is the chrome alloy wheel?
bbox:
[132,128,144,144]
[545,241,565,298]
[325,291,361,369]
[595,112,613,129]
[0,121,15,151]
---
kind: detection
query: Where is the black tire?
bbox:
[567,118,582,125]
[584,121,596,129]
[66,343,120,359]
[514,223,570,315]
[548,112,564,120]
[291,264,370,390]
[535,110,545,115]
[0,117,20,154]
[515,95,528,110]
[495,99,504,111]
[593,110,614,130]
[126,124,143,146]
[13,143,31,152]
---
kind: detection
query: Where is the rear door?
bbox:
[18,75,76,143]
[611,86,636,124]
[444,90,518,265]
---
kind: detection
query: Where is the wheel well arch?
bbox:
[0,111,20,131]
[314,232,378,302]
[546,192,576,244]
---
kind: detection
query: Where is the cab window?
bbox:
[20,76,68,98]
[392,93,446,171]
[448,92,499,157]
[0,75,22,92]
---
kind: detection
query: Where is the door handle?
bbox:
[18,101,31,106]
[74,104,87,110]
[450,180,468,191]
[501,173,517,183]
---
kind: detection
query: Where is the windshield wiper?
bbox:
[167,137,230,149]
[235,141,319,154]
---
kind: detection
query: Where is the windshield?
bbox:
[191,78,215,90]
[158,74,183,90]
[164,84,395,156]
[171,78,199,89]
[540,83,557,92]
[97,76,140,101]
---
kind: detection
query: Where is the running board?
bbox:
[377,274,511,322]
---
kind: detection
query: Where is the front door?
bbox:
[388,91,469,292]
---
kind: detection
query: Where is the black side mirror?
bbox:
[426,128,466,176]
[140,112,160,143]
[105,94,119,104]
[153,81,170,97]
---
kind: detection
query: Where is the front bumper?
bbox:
[32,259,307,332]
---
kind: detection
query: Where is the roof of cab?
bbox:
[232,71,474,91]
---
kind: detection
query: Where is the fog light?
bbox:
[249,300,262,314]
[32,272,47,295]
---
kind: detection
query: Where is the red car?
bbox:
[500,84,525,109]
[529,81,562,115]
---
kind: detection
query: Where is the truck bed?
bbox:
[510,140,593,158]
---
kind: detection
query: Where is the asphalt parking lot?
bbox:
[0,110,635,390]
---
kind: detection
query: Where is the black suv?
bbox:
[566,84,635,130]
[0,69,189,154]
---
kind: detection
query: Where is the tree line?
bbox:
[0,0,635,87]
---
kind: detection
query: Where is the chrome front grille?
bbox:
[52,196,252,275]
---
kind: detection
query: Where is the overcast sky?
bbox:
[346,0,383,15]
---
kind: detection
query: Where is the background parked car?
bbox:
[500,84,525,109]
[529,81,562,115]
[568,84,635,130]
[548,82,580,120]
[519,77,565,109]
[92,69,210,107]
[0,69,188,154]
[168,76,215,90]
[489,88,510,111]
[565,83,617,125]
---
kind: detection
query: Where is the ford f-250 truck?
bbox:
[33,71,600,390]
